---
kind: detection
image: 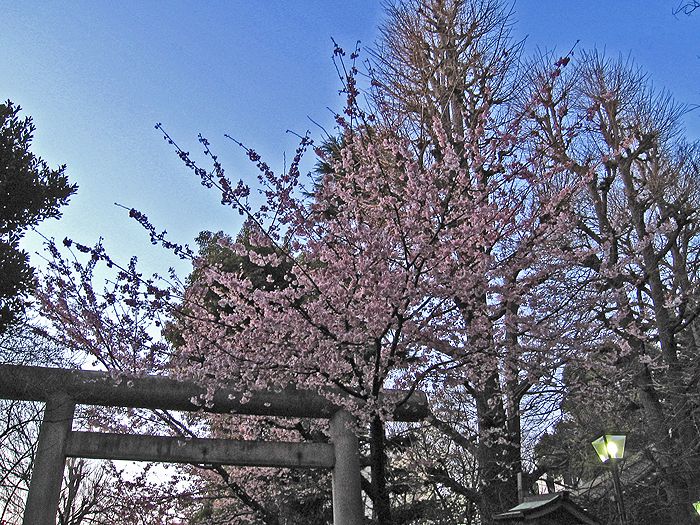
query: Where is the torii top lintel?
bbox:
[0,364,429,421]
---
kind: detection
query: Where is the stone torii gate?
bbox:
[0,364,428,525]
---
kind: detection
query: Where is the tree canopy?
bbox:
[16,1,700,524]
[0,100,76,331]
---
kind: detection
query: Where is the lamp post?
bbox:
[592,434,627,525]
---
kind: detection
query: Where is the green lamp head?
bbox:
[591,434,626,463]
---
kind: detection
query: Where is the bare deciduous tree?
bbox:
[529,49,700,524]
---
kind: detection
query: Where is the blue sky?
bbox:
[2,1,698,279]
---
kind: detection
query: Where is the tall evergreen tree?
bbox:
[0,100,76,331]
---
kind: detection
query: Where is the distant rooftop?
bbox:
[493,491,599,524]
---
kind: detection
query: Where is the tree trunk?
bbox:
[370,415,392,525]
[475,373,519,525]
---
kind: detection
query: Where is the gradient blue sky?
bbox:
[2,1,698,279]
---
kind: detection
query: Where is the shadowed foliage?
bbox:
[0,100,76,331]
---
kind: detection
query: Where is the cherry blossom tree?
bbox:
[33,2,584,524]
[164,230,333,524]
[147,4,581,525]
[40,3,700,524]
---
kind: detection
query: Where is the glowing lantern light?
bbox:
[591,434,626,463]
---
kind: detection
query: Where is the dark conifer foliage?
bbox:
[0,100,76,331]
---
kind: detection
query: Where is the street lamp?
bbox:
[592,434,627,525]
